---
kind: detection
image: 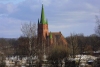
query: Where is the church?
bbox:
[37,5,67,46]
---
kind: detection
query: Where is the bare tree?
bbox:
[21,22,37,56]
[21,22,36,37]
[95,15,100,36]
[67,33,85,67]
[68,33,79,58]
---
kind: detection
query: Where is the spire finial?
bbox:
[38,18,39,24]
[42,0,43,4]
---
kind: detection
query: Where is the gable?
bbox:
[49,32,67,45]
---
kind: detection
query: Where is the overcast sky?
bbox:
[0,0,100,38]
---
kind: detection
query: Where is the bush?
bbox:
[93,58,100,67]
[47,45,68,67]
[0,62,6,67]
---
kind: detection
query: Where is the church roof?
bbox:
[40,4,47,24]
[49,32,67,45]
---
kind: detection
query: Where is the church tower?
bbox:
[37,4,68,46]
[38,4,49,40]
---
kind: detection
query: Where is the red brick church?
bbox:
[37,5,67,46]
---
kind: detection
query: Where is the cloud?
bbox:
[0,14,8,17]
[6,3,16,13]
[0,0,25,4]
[0,17,24,38]
[0,0,100,38]
[0,0,12,1]
[49,22,95,37]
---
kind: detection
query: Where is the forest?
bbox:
[0,33,99,56]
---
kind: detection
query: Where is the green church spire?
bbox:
[50,32,52,39]
[38,18,39,24]
[46,19,48,24]
[40,4,47,24]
